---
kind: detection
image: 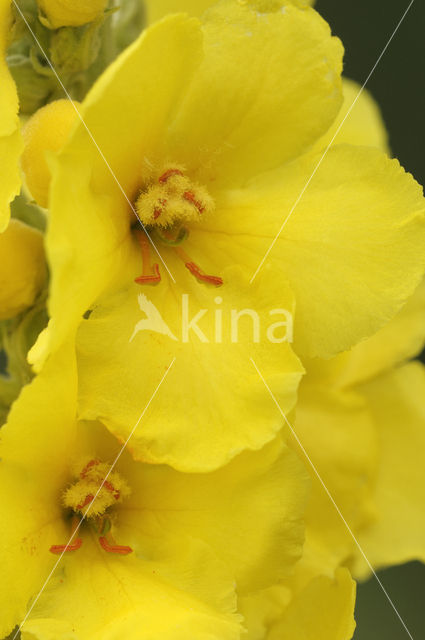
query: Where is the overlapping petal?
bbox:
[211,145,425,357]
[352,362,425,579]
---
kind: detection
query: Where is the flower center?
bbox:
[50,458,133,555]
[135,166,214,228]
[134,166,223,287]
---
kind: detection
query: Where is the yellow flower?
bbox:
[0,218,46,320]
[37,0,108,28]
[30,1,425,474]
[0,344,309,639]
[0,0,23,232]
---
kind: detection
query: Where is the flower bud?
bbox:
[0,219,46,320]
[37,0,108,28]
[21,99,79,208]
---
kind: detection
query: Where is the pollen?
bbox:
[62,458,131,517]
[136,165,215,228]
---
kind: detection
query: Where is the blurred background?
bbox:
[316,0,425,638]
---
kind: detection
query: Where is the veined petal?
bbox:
[0,0,23,231]
[120,437,309,594]
[210,145,425,358]
[352,362,425,579]
[76,260,304,472]
[22,538,241,640]
[167,0,343,187]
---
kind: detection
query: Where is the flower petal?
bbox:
[76,261,304,471]
[209,145,425,357]
[120,437,309,594]
[292,380,377,573]
[314,77,389,153]
[268,568,356,640]
[167,0,343,187]
[22,538,241,640]
[352,362,425,579]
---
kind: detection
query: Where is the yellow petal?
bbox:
[268,568,356,640]
[352,362,425,579]
[167,0,343,187]
[76,260,304,472]
[144,0,315,24]
[120,436,309,594]
[211,145,425,358]
[0,219,46,320]
[307,278,425,390]
[0,0,23,231]
[22,538,241,640]
[314,77,389,153]
[0,342,77,638]
[292,379,377,572]
[145,0,216,23]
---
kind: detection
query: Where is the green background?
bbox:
[316,1,425,638]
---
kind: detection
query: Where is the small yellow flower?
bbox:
[0,219,45,320]
[0,344,309,638]
[21,99,79,208]
[37,0,108,28]
[0,0,23,232]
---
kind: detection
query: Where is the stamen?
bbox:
[76,494,94,510]
[80,459,100,478]
[134,230,161,285]
[50,516,83,554]
[174,247,223,287]
[99,535,133,555]
[159,168,184,183]
[183,191,205,214]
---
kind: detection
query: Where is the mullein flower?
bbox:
[0,0,23,231]
[25,0,425,475]
[0,344,309,639]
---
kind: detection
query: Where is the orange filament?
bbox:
[159,168,183,183]
[183,191,204,214]
[134,230,161,285]
[80,459,100,478]
[153,197,167,220]
[99,535,133,555]
[103,480,120,500]
[50,517,82,554]
[174,246,223,287]
[76,493,94,510]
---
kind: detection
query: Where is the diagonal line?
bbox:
[250,357,414,640]
[12,1,176,284]
[250,0,416,284]
[12,357,176,640]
